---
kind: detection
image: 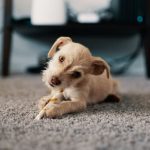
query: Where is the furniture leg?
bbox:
[143,31,150,78]
[2,0,13,77]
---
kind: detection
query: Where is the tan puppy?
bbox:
[38,37,119,119]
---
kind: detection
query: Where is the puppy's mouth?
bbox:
[50,83,55,87]
[49,83,62,88]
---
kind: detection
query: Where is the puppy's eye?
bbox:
[59,56,65,63]
[71,71,81,78]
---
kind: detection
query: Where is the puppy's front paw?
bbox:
[38,95,52,111]
[45,106,61,118]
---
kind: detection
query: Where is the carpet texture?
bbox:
[0,75,150,150]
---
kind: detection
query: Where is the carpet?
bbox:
[0,75,150,150]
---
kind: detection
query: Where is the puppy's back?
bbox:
[87,70,116,104]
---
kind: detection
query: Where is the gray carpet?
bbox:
[0,75,150,150]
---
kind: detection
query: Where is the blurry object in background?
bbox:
[77,13,100,24]
[27,54,49,74]
[31,0,67,25]
[26,37,142,75]
[1,0,150,77]
[76,11,113,24]
[67,0,111,14]
[110,36,143,75]
[67,0,112,23]
[13,0,31,18]
[111,0,145,24]
[67,0,145,24]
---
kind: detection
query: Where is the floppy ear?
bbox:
[48,37,72,58]
[89,57,110,78]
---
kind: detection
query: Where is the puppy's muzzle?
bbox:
[50,76,61,86]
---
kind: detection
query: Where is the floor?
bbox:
[0,75,150,150]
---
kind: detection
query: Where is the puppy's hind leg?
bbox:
[104,79,120,103]
[104,94,120,103]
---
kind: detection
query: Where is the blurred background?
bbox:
[0,0,148,77]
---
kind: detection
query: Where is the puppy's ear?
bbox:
[48,37,72,58]
[89,57,110,78]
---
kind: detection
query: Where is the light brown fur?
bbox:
[38,37,119,118]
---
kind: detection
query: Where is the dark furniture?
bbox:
[2,0,150,77]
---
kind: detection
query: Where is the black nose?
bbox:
[51,76,61,86]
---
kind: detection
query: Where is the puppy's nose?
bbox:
[51,76,61,86]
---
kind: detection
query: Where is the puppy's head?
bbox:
[43,37,110,89]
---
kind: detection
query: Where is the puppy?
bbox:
[38,37,119,118]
